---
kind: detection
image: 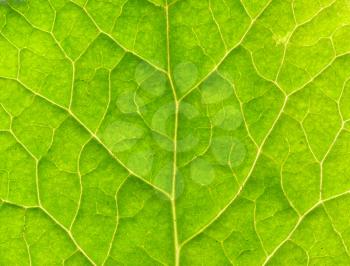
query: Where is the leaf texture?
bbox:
[1,0,350,265]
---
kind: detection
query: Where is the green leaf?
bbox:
[0,0,350,265]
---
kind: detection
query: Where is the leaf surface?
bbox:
[1,0,350,265]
